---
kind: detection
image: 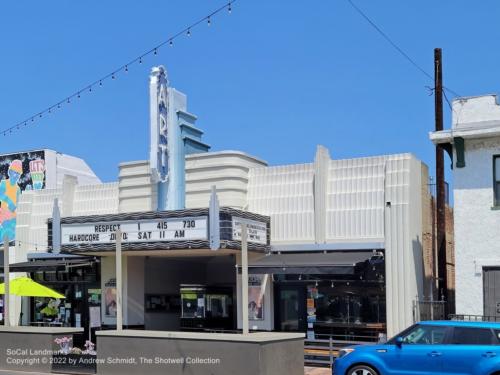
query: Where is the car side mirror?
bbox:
[395,337,404,348]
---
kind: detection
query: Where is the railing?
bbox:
[449,314,500,322]
[304,333,381,368]
[413,299,446,322]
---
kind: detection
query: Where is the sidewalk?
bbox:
[305,366,331,375]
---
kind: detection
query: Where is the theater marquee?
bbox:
[61,216,208,245]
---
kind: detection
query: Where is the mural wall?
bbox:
[0,150,46,242]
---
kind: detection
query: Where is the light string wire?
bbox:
[0,1,236,137]
[346,0,461,100]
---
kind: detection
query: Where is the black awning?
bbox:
[244,265,355,275]
[237,251,377,275]
[8,257,98,272]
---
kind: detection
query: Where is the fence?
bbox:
[449,314,500,322]
[304,332,382,368]
[413,299,446,322]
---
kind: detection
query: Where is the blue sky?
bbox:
[0,0,499,184]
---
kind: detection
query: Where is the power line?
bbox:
[346,0,461,98]
[1,1,236,137]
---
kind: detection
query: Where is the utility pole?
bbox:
[434,48,448,316]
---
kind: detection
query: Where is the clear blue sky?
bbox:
[0,0,499,184]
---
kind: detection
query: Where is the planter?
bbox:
[52,353,97,374]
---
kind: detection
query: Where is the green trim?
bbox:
[454,137,465,168]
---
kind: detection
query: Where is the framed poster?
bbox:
[248,275,267,321]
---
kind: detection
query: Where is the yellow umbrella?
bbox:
[0,277,65,298]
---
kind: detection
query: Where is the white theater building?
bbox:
[3,67,434,341]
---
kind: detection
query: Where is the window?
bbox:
[399,324,448,345]
[494,156,500,206]
[452,327,496,345]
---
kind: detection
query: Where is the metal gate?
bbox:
[413,298,446,322]
[483,267,500,318]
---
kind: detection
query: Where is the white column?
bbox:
[241,224,249,335]
[3,236,9,327]
[115,230,123,331]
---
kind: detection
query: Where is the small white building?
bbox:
[430,94,500,318]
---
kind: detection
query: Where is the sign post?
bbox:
[115,230,123,331]
[3,236,9,327]
[241,224,249,335]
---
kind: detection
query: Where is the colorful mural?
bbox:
[0,151,46,242]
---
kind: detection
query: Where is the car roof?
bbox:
[419,320,500,329]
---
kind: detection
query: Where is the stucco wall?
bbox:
[453,137,500,315]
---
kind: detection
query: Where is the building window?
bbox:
[495,156,500,206]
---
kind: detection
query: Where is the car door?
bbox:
[439,326,500,375]
[383,324,450,375]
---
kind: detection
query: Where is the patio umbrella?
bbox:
[0,276,65,298]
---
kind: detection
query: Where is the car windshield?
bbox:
[388,324,447,345]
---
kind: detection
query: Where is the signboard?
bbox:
[61,216,208,245]
[0,150,46,241]
[89,306,101,328]
[232,217,267,245]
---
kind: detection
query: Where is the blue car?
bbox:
[333,321,500,375]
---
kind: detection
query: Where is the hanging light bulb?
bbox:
[187,28,191,37]
[112,73,115,79]
[39,113,42,118]
[67,98,70,104]
[347,282,350,286]
[139,56,142,64]
[77,92,81,99]
[48,108,51,113]
[57,104,61,109]
[331,281,334,288]
[228,2,232,13]
[207,16,211,26]
[89,86,92,92]
[169,39,173,47]
[31,117,34,122]
[154,48,157,55]
[125,65,129,72]
[99,80,103,86]
[315,281,318,287]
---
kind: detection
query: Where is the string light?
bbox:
[0,0,238,137]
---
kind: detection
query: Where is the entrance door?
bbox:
[274,284,306,332]
[484,267,500,318]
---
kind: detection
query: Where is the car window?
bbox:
[400,325,447,345]
[452,327,497,345]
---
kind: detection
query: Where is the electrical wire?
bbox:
[0,1,236,137]
[346,0,461,98]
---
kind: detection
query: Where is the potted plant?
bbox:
[52,337,97,374]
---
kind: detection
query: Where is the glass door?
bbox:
[274,284,306,332]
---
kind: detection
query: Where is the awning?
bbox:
[8,257,98,272]
[237,251,377,275]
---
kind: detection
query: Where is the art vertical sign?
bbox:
[0,150,46,241]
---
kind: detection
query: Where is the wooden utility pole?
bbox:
[434,48,448,315]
